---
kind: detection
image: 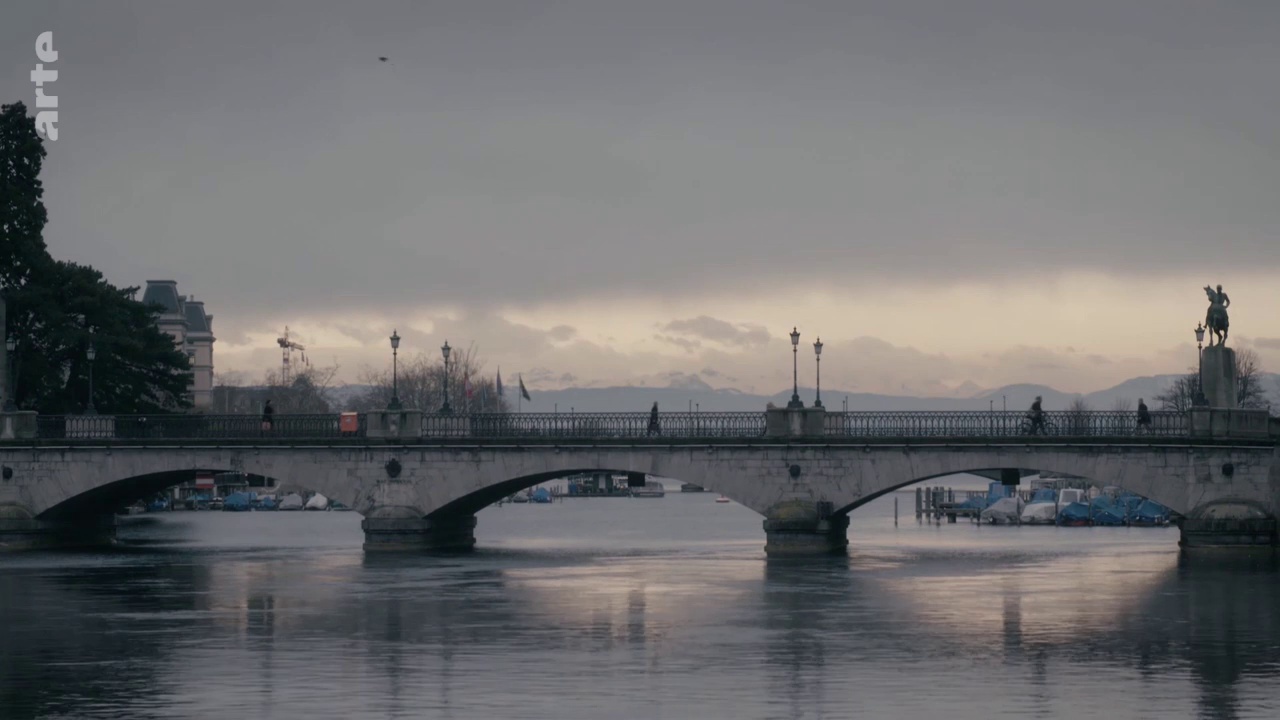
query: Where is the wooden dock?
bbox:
[915,486,985,523]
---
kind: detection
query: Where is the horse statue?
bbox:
[1203,284,1230,346]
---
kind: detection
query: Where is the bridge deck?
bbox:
[1,410,1272,448]
[11,410,1200,443]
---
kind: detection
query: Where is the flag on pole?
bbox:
[464,376,473,399]
[496,368,504,398]
[519,374,531,401]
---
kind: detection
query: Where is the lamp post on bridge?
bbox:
[439,340,453,415]
[1193,322,1207,407]
[84,330,97,416]
[4,337,16,412]
[387,330,403,411]
[812,337,823,408]
[787,327,803,409]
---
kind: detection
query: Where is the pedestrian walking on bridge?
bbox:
[647,401,660,436]
[1136,398,1152,433]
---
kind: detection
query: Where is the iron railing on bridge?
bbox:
[423,412,768,439]
[29,410,1187,441]
[823,410,1187,439]
[37,413,365,440]
[422,410,1188,439]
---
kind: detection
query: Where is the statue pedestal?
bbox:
[1200,345,1238,409]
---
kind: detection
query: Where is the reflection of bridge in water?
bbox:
[2,543,1276,718]
[2,408,1277,554]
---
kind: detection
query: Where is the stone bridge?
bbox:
[3,408,1277,554]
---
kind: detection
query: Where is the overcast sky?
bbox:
[3,0,1279,396]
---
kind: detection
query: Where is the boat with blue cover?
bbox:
[1130,499,1172,527]
[1057,501,1092,526]
[222,492,253,512]
[1088,496,1127,526]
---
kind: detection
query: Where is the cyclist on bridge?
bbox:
[1027,396,1046,435]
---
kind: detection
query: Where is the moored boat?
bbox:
[222,492,252,512]
[1130,499,1172,527]
[1019,488,1060,525]
[630,482,665,498]
[277,493,304,511]
[304,493,329,511]
[1057,501,1092,526]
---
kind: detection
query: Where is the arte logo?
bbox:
[30,32,59,141]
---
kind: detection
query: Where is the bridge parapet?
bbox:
[365,409,422,439]
[1189,408,1273,440]
[0,411,36,440]
[6,408,1275,444]
[765,407,825,437]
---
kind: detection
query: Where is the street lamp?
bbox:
[85,333,98,415]
[812,337,823,408]
[1194,322,1207,407]
[787,327,803,409]
[3,337,16,412]
[440,340,453,414]
[387,330,402,411]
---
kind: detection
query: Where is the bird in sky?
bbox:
[378,56,389,62]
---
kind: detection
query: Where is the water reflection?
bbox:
[1,527,1278,719]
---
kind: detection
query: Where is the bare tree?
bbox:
[260,365,339,413]
[211,371,251,414]
[1154,349,1271,412]
[1066,396,1091,434]
[349,344,509,413]
[1155,372,1199,412]
[1234,348,1271,410]
[1110,397,1133,413]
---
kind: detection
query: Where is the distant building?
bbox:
[142,280,215,409]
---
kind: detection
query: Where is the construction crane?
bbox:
[276,326,308,383]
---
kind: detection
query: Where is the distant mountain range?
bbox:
[327,373,1280,413]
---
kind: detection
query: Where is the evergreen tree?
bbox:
[0,102,48,293]
[1,102,192,413]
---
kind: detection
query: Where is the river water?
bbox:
[2,491,1278,720]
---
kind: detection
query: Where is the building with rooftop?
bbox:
[141,280,215,409]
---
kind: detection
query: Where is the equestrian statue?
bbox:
[1203,284,1230,346]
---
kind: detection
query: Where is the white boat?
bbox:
[630,482,665,498]
[715,496,730,504]
[304,493,329,511]
[980,497,1025,525]
[1019,501,1058,524]
[278,493,304,511]
[1019,488,1060,525]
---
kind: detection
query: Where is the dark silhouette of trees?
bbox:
[2,102,192,413]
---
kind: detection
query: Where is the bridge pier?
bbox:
[1179,500,1278,555]
[762,500,850,556]
[361,507,477,552]
[0,506,117,550]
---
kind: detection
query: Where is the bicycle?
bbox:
[1018,414,1056,436]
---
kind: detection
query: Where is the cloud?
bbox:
[6,1,1280,396]
[8,0,1276,332]
[654,334,702,353]
[547,325,577,342]
[661,316,772,349]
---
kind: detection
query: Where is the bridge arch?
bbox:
[2,441,1275,552]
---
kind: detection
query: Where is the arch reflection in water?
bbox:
[2,504,1279,718]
